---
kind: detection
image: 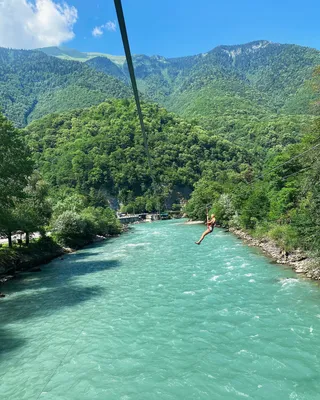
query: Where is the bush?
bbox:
[81,207,121,236]
[268,224,299,252]
[241,188,270,229]
[251,222,270,239]
[52,211,94,247]
[214,194,236,227]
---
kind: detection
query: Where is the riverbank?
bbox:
[229,227,320,280]
[0,234,111,294]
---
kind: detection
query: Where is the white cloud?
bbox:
[105,20,116,32]
[0,0,78,49]
[92,20,116,38]
[92,26,103,37]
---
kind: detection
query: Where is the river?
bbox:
[1,221,320,399]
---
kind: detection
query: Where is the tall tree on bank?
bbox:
[295,67,320,252]
[13,173,52,245]
[0,113,33,246]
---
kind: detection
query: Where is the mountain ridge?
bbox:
[37,40,278,62]
[1,40,320,129]
[0,47,131,127]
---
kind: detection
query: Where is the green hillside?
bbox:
[24,99,250,206]
[2,40,320,134]
[82,41,320,149]
[76,40,320,118]
[85,56,127,81]
[0,47,131,127]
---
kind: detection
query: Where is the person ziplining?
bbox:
[195,212,216,245]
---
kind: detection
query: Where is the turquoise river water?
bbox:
[1,221,320,399]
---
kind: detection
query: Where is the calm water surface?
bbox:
[1,221,320,399]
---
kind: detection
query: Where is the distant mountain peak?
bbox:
[215,40,273,55]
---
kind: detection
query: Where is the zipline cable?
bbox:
[254,139,320,182]
[113,1,319,214]
[113,0,156,189]
[282,166,313,181]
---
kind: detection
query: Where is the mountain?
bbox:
[40,41,320,118]
[0,47,131,127]
[24,99,250,205]
[36,41,320,148]
[2,40,320,129]
[39,46,126,65]
[85,57,127,81]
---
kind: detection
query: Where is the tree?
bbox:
[0,113,33,246]
[14,173,52,245]
[81,207,121,236]
[213,194,236,227]
[184,178,223,220]
[241,187,270,229]
[52,211,93,248]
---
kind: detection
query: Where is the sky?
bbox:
[0,0,320,57]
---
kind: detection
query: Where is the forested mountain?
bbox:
[0,47,131,127]
[37,41,320,149]
[86,57,127,81]
[76,40,320,117]
[2,41,320,129]
[21,93,320,255]
[24,99,250,208]
[1,39,319,263]
[38,41,320,118]
[39,46,126,65]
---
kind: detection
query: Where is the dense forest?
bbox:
[0,41,319,260]
[39,41,320,118]
[24,100,249,210]
[0,112,121,250]
[0,48,130,127]
[186,67,320,254]
[2,41,320,130]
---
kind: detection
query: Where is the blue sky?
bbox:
[0,0,319,57]
[69,0,320,57]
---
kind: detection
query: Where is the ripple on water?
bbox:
[1,221,320,400]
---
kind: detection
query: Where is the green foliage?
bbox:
[49,188,121,244]
[268,225,299,252]
[184,178,223,220]
[0,113,33,205]
[0,113,34,245]
[2,41,320,257]
[241,187,270,229]
[290,133,320,253]
[13,173,52,239]
[36,42,320,153]
[52,210,94,248]
[0,47,131,127]
[52,192,87,218]
[213,194,236,228]
[86,57,127,81]
[81,207,121,236]
[25,99,248,208]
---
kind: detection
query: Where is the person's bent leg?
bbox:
[196,229,210,244]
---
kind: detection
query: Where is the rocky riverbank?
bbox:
[229,227,320,280]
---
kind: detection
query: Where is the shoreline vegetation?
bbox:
[0,231,123,296]
[229,227,320,281]
[184,220,320,281]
